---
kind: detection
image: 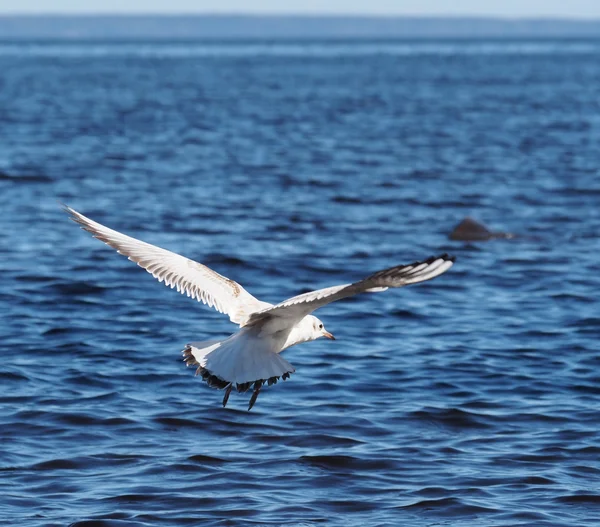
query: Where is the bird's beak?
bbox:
[323,330,335,340]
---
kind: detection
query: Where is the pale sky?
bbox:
[1,0,600,18]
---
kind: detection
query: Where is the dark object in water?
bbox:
[449,217,515,241]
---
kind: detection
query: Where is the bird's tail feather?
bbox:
[182,328,295,399]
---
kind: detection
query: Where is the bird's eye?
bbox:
[319,324,323,329]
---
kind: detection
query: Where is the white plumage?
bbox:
[65,206,455,410]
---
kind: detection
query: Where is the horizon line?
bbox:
[1,13,600,22]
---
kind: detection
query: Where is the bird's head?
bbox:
[308,315,335,341]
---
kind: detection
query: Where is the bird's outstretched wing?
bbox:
[246,254,454,325]
[64,206,270,325]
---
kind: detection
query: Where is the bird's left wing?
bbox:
[64,206,270,325]
[246,254,454,325]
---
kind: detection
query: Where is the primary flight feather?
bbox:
[65,206,455,410]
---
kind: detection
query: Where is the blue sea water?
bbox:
[1,40,599,526]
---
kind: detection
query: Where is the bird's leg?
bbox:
[248,380,263,411]
[222,383,233,408]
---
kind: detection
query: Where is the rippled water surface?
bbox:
[1,40,599,526]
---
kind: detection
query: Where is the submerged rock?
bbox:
[449,217,515,241]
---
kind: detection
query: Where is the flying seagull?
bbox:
[65,206,455,410]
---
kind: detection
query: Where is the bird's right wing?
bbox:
[246,254,454,325]
[65,206,270,325]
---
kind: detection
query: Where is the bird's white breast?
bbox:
[256,315,314,353]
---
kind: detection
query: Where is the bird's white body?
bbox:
[186,314,324,385]
[65,205,454,409]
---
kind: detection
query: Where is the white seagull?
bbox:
[65,206,455,410]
